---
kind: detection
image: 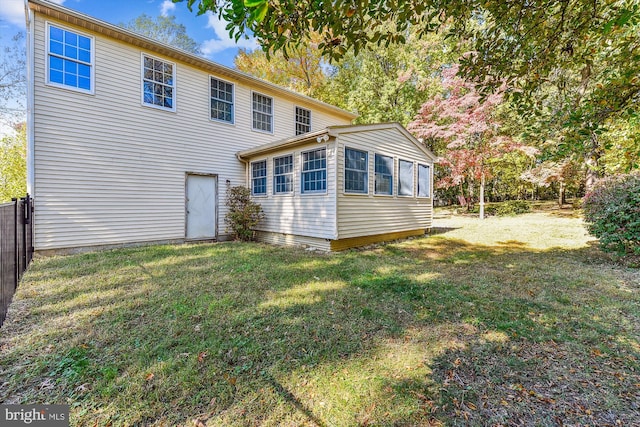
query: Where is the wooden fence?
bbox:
[0,195,34,327]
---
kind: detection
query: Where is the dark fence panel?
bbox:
[0,195,33,327]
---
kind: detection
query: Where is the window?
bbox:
[211,77,234,123]
[251,160,267,195]
[295,107,311,135]
[252,92,273,132]
[345,148,368,194]
[418,164,431,198]
[398,159,414,196]
[47,24,93,92]
[375,154,393,195]
[301,148,327,193]
[273,155,294,194]
[142,55,175,110]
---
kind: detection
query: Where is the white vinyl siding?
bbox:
[398,159,414,197]
[31,14,351,251]
[418,163,430,198]
[336,127,433,240]
[248,141,336,240]
[210,77,234,123]
[142,54,175,111]
[252,92,273,133]
[46,23,93,93]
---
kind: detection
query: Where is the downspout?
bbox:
[331,135,339,241]
[25,0,35,196]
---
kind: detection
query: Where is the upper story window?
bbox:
[418,163,431,198]
[211,77,234,123]
[142,55,175,111]
[398,159,414,196]
[47,24,93,93]
[301,148,327,194]
[273,155,294,194]
[375,154,394,195]
[295,107,311,135]
[251,160,267,196]
[345,148,368,194]
[252,92,273,133]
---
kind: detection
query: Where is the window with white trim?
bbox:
[375,154,393,195]
[273,155,294,194]
[251,160,267,195]
[418,164,431,198]
[142,55,175,110]
[252,93,273,132]
[210,77,234,123]
[398,159,414,196]
[295,107,311,135]
[301,148,327,193]
[47,24,93,92]
[345,148,368,194]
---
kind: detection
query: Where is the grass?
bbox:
[1,205,639,426]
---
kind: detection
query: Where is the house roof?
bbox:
[26,0,358,121]
[236,122,438,161]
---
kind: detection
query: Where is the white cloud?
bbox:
[159,0,175,17]
[1,0,65,28]
[200,12,258,56]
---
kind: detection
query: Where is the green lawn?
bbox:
[1,207,639,426]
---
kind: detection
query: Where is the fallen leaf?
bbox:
[198,352,207,363]
[467,402,477,410]
[145,373,154,381]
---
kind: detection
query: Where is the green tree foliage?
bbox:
[235,27,455,125]
[0,124,27,202]
[320,29,455,125]
[234,36,327,97]
[225,184,265,241]
[0,32,26,126]
[120,14,201,54]
[176,0,639,94]
[583,173,640,256]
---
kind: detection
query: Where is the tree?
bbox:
[0,123,27,202]
[521,159,583,206]
[120,14,201,54]
[176,0,639,95]
[319,28,455,125]
[408,66,536,218]
[0,32,27,127]
[234,36,327,97]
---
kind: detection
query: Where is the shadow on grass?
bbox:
[0,236,638,426]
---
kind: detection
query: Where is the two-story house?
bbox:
[25,0,435,253]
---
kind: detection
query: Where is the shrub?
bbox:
[225,184,265,241]
[494,200,531,216]
[583,173,640,256]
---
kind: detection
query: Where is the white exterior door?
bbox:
[186,174,217,240]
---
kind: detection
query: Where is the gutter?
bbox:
[235,129,336,161]
[25,0,35,196]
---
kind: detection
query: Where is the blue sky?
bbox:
[0,0,258,67]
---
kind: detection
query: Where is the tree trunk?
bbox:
[558,181,566,207]
[585,131,602,192]
[479,172,486,220]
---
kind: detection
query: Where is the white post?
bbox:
[479,172,485,220]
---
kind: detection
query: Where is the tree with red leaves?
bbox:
[408,66,537,219]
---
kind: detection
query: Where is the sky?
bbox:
[0,0,259,67]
